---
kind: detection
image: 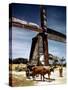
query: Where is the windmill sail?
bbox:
[10,17,66,43]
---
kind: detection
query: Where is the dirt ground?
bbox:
[34,67,66,85]
[9,67,66,86]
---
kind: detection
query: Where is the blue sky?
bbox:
[9,3,66,59]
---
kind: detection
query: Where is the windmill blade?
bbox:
[10,17,66,43]
[9,17,42,32]
[47,28,66,43]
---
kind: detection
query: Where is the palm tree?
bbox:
[60,57,65,65]
[53,56,58,67]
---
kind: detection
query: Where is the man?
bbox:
[59,65,63,77]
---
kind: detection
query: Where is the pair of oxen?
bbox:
[26,65,54,81]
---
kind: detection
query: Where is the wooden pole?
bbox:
[40,5,49,66]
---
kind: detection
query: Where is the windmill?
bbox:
[29,6,49,66]
[10,5,66,66]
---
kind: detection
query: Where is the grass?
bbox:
[9,64,36,86]
[9,64,27,71]
[9,74,36,87]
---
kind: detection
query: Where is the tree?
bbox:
[53,56,58,67]
[60,57,65,65]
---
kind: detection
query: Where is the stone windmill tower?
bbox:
[29,6,49,66]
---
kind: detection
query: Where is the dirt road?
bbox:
[10,67,66,86]
[34,67,66,85]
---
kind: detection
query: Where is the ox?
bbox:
[32,66,54,81]
[26,64,35,79]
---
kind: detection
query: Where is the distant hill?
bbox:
[9,58,28,64]
[9,54,66,66]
